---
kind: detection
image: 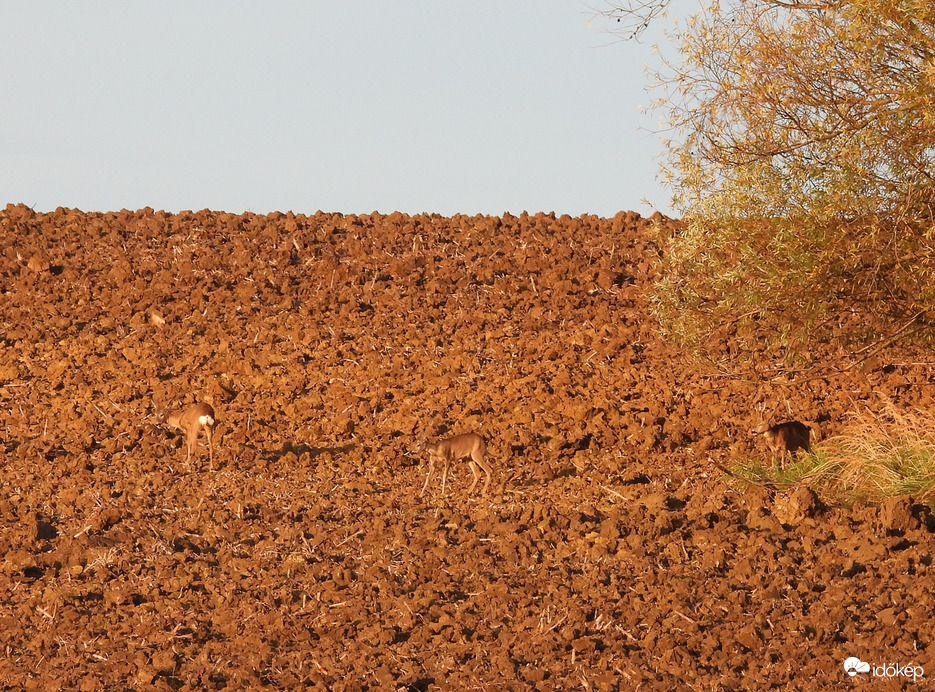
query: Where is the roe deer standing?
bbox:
[166,402,216,469]
[415,432,491,497]
[752,412,811,464]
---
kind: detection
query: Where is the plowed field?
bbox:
[1,204,933,690]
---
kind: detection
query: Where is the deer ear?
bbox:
[156,402,181,426]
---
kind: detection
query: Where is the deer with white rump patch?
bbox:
[166,402,216,469]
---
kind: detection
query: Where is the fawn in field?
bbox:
[165,402,216,469]
[415,432,491,497]
[752,406,810,464]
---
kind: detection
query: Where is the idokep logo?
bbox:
[843,657,870,676]
[844,656,924,681]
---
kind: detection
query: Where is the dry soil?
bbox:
[1,205,933,690]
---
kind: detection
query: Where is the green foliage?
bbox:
[610,0,935,360]
[728,452,845,494]
[728,407,935,508]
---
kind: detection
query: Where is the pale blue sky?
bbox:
[1,2,673,217]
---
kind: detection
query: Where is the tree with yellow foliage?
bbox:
[601,0,935,367]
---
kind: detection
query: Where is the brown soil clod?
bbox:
[0,205,932,689]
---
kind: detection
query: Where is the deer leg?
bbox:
[420,456,435,496]
[186,428,197,467]
[467,461,480,495]
[205,425,214,470]
[773,450,786,470]
[473,453,492,495]
[440,457,450,496]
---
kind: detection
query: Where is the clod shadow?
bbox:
[258,441,355,462]
[512,465,578,487]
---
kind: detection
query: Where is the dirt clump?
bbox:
[1,204,933,689]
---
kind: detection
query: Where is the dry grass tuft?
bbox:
[728,404,935,508]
